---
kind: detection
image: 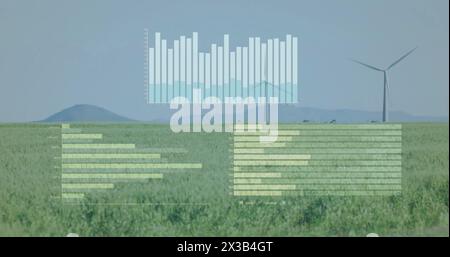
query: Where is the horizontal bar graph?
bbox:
[148,32,299,103]
[62,163,202,169]
[62,193,84,199]
[62,144,135,149]
[62,133,103,139]
[59,124,203,200]
[62,174,164,179]
[62,183,114,189]
[62,153,161,159]
[230,124,403,197]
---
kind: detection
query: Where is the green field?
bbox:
[0,123,448,236]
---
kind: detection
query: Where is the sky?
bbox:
[0,0,448,122]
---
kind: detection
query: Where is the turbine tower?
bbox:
[352,47,417,122]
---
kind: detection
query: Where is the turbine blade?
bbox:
[265,82,291,94]
[387,47,417,70]
[351,59,383,71]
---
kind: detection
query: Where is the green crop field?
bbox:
[0,123,448,236]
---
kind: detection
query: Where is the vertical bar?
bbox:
[162,39,167,102]
[155,33,161,103]
[255,37,261,98]
[280,41,286,103]
[205,53,211,98]
[174,40,180,99]
[261,43,267,99]
[199,52,205,98]
[224,34,230,99]
[236,47,242,98]
[193,32,198,91]
[249,37,254,98]
[168,48,173,102]
[180,36,186,98]
[218,46,223,101]
[274,38,279,100]
[149,48,155,103]
[286,35,292,103]
[268,39,273,98]
[145,29,149,104]
[211,44,217,98]
[293,37,298,103]
[230,51,236,97]
[186,38,192,101]
[243,47,248,98]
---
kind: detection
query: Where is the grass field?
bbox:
[0,123,448,236]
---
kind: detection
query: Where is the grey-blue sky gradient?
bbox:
[0,0,448,122]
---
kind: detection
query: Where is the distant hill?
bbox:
[40,104,134,122]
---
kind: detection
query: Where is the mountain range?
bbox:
[39,104,448,123]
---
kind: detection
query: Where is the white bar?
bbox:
[230,52,236,79]
[268,39,273,90]
[218,46,223,96]
[236,47,242,96]
[243,47,248,92]
[274,38,279,87]
[211,44,217,96]
[168,49,173,87]
[193,32,198,86]
[280,41,286,102]
[199,52,204,86]
[286,35,292,102]
[249,37,254,90]
[149,48,154,102]
[255,37,261,97]
[180,36,186,97]
[224,34,229,94]
[293,37,298,102]
[198,53,205,99]
[205,53,211,92]
[261,43,266,81]
[187,38,192,86]
[162,39,167,86]
[149,48,154,84]
[168,48,173,102]
[261,43,267,98]
[230,51,235,96]
[174,40,179,96]
[155,33,161,86]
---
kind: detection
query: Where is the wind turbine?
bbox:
[257,47,292,121]
[352,47,417,122]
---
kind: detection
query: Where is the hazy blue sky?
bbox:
[0,0,448,121]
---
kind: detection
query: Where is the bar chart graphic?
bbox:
[59,124,203,202]
[147,32,299,103]
[230,124,403,197]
